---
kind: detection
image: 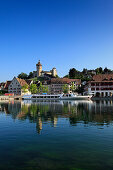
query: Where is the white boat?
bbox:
[22,93,92,100]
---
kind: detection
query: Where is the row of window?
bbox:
[32,96,59,99]
[10,85,20,87]
[9,90,20,92]
[9,88,21,90]
[91,88,113,91]
[91,83,113,86]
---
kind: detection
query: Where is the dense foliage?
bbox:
[18,72,34,79]
[62,84,69,93]
[21,84,29,93]
[30,84,38,94]
[37,83,48,94]
[65,67,113,82]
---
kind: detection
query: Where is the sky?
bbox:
[0,0,113,82]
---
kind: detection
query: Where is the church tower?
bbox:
[36,60,42,77]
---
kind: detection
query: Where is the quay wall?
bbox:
[0,96,22,101]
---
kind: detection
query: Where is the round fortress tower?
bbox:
[52,67,57,77]
[36,60,42,77]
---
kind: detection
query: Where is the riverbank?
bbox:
[0,95,22,101]
[1,95,113,101]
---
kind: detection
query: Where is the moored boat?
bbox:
[22,93,92,100]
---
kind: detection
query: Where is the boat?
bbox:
[22,93,92,100]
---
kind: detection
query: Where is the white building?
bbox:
[84,74,113,97]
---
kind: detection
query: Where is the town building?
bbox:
[25,79,33,86]
[0,81,11,92]
[50,78,81,94]
[84,74,113,97]
[33,60,57,78]
[8,77,31,95]
[4,81,12,91]
[0,82,5,91]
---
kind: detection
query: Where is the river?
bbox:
[0,100,113,170]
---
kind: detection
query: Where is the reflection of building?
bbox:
[36,117,42,134]
[2,100,113,132]
[53,117,58,127]
[33,60,57,78]
[85,74,113,97]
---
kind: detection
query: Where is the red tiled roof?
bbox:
[4,81,11,89]
[16,78,28,87]
[51,78,81,84]
[92,74,113,82]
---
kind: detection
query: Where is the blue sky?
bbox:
[0,0,113,82]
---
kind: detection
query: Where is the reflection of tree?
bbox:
[1,101,113,133]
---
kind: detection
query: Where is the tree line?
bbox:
[64,67,113,81]
[18,72,34,79]
[22,82,49,94]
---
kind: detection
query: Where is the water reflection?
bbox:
[0,100,113,134]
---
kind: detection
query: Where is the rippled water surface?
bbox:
[0,100,113,170]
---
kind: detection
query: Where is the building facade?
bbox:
[0,83,5,91]
[50,78,81,94]
[8,77,30,95]
[85,74,113,97]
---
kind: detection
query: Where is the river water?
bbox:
[0,100,113,170]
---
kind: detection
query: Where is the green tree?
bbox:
[82,68,87,74]
[70,82,76,92]
[98,67,103,73]
[30,84,38,94]
[28,72,33,79]
[22,84,29,93]
[43,85,48,93]
[18,72,28,79]
[55,75,60,78]
[75,85,84,94]
[37,82,48,94]
[69,68,79,78]
[62,84,69,93]
[104,67,112,74]
[95,67,103,74]
[95,68,100,74]
[63,74,69,78]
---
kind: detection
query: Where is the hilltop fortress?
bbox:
[33,60,57,78]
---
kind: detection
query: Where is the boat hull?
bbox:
[22,95,92,100]
[60,96,92,100]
